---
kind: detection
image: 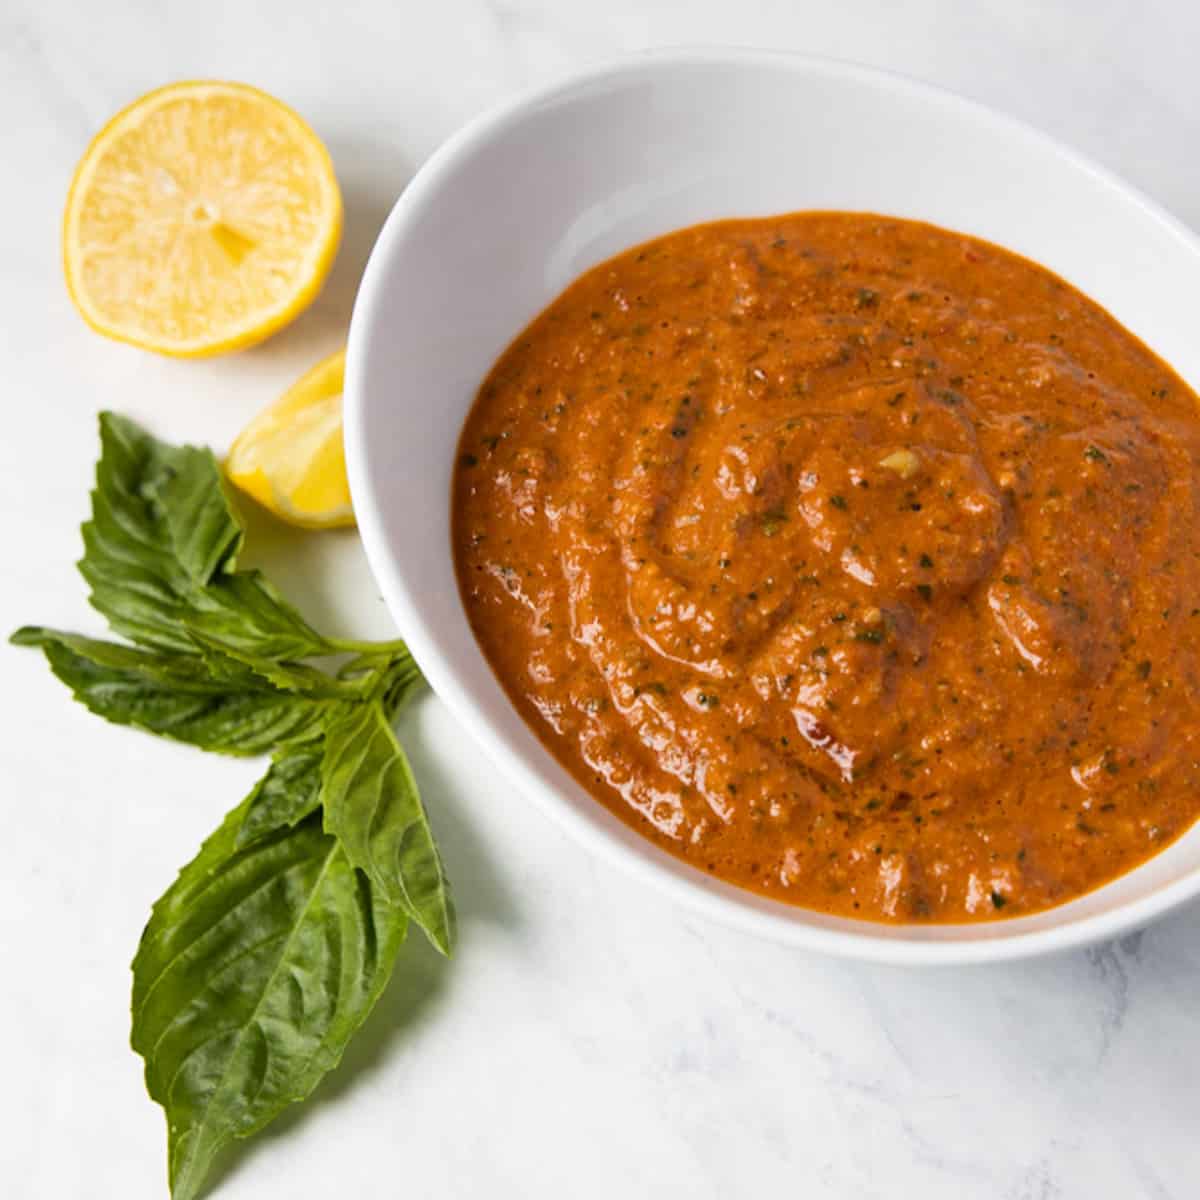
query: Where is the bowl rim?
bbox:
[345,46,1200,964]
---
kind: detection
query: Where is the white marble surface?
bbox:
[4,2,1200,1197]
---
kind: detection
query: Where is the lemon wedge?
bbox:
[226,348,354,528]
[63,81,342,357]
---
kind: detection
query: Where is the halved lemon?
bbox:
[225,348,354,528]
[63,81,342,357]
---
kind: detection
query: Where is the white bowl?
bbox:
[345,49,1200,964]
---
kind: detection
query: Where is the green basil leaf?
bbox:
[132,796,407,1200]
[236,742,326,849]
[153,438,246,585]
[321,700,455,955]
[80,553,200,654]
[82,413,333,659]
[14,627,326,755]
[182,573,340,662]
[185,628,350,694]
[81,414,237,617]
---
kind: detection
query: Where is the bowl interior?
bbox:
[346,52,1200,961]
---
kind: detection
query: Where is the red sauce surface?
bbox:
[452,212,1200,922]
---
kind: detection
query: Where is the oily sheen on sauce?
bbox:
[452,212,1200,923]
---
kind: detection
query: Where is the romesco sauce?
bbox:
[452,212,1200,922]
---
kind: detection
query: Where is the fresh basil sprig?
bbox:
[13,413,454,1200]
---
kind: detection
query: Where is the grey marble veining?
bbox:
[3,2,1200,1196]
